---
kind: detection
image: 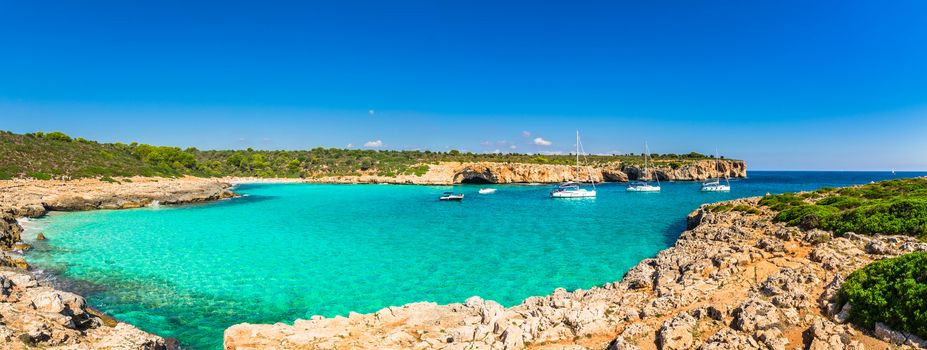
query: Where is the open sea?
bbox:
[20,171,926,349]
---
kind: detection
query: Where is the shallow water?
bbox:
[23,171,925,349]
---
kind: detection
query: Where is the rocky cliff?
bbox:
[305,160,747,185]
[224,195,926,350]
[0,177,235,349]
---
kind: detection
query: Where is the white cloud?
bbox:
[492,149,501,154]
[346,143,354,148]
[522,130,531,137]
[363,140,384,148]
[533,137,552,146]
[541,151,563,155]
[368,109,376,115]
[510,144,517,150]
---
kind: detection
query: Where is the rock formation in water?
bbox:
[0,177,235,349]
[223,195,927,350]
[307,159,747,185]
[0,270,173,349]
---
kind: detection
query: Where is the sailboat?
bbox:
[701,148,731,192]
[550,131,597,198]
[627,142,661,192]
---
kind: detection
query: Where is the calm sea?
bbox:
[22,171,926,349]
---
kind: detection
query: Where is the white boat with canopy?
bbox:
[551,131,596,198]
[627,142,661,192]
[701,148,731,192]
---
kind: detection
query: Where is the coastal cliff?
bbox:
[0,177,234,349]
[224,193,926,350]
[305,159,746,185]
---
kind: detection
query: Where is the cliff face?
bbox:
[305,160,747,185]
[223,196,926,350]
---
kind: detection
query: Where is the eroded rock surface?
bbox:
[0,270,172,349]
[0,177,235,349]
[224,197,927,350]
[304,160,747,185]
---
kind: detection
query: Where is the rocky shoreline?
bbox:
[297,160,746,185]
[2,175,924,350]
[0,177,235,349]
[225,195,926,350]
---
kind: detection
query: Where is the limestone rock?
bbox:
[731,298,780,332]
[657,313,697,350]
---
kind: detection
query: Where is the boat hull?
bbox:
[700,185,731,192]
[626,186,661,192]
[551,190,596,198]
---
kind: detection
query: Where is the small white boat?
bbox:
[551,131,597,199]
[626,181,661,192]
[700,180,731,192]
[551,182,597,198]
[439,192,464,201]
[478,188,497,194]
[627,142,661,192]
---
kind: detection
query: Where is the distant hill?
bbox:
[0,131,732,180]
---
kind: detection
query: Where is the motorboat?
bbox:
[439,192,464,201]
[551,131,597,198]
[478,188,497,194]
[627,142,661,192]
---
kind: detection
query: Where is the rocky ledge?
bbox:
[225,196,926,350]
[305,160,746,185]
[0,177,235,349]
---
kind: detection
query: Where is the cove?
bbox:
[23,171,921,349]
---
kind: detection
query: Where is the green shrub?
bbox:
[43,131,72,142]
[839,252,927,339]
[732,205,761,215]
[764,178,927,239]
[775,204,839,229]
[832,198,927,237]
[27,172,52,180]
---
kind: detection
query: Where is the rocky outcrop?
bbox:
[0,269,172,349]
[0,177,234,250]
[306,160,746,185]
[224,196,926,350]
[0,177,236,349]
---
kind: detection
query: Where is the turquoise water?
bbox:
[23,171,925,349]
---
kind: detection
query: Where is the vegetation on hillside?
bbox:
[839,252,927,339]
[758,178,927,239]
[0,130,730,180]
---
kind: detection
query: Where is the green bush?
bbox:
[764,178,927,239]
[758,193,805,211]
[732,205,761,215]
[27,172,52,180]
[840,252,927,338]
[832,198,927,237]
[43,131,72,142]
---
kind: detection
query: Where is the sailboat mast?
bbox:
[575,130,580,176]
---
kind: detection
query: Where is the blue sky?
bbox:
[1,1,926,170]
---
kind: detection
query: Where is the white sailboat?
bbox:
[627,142,661,192]
[551,131,597,198]
[701,148,731,192]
